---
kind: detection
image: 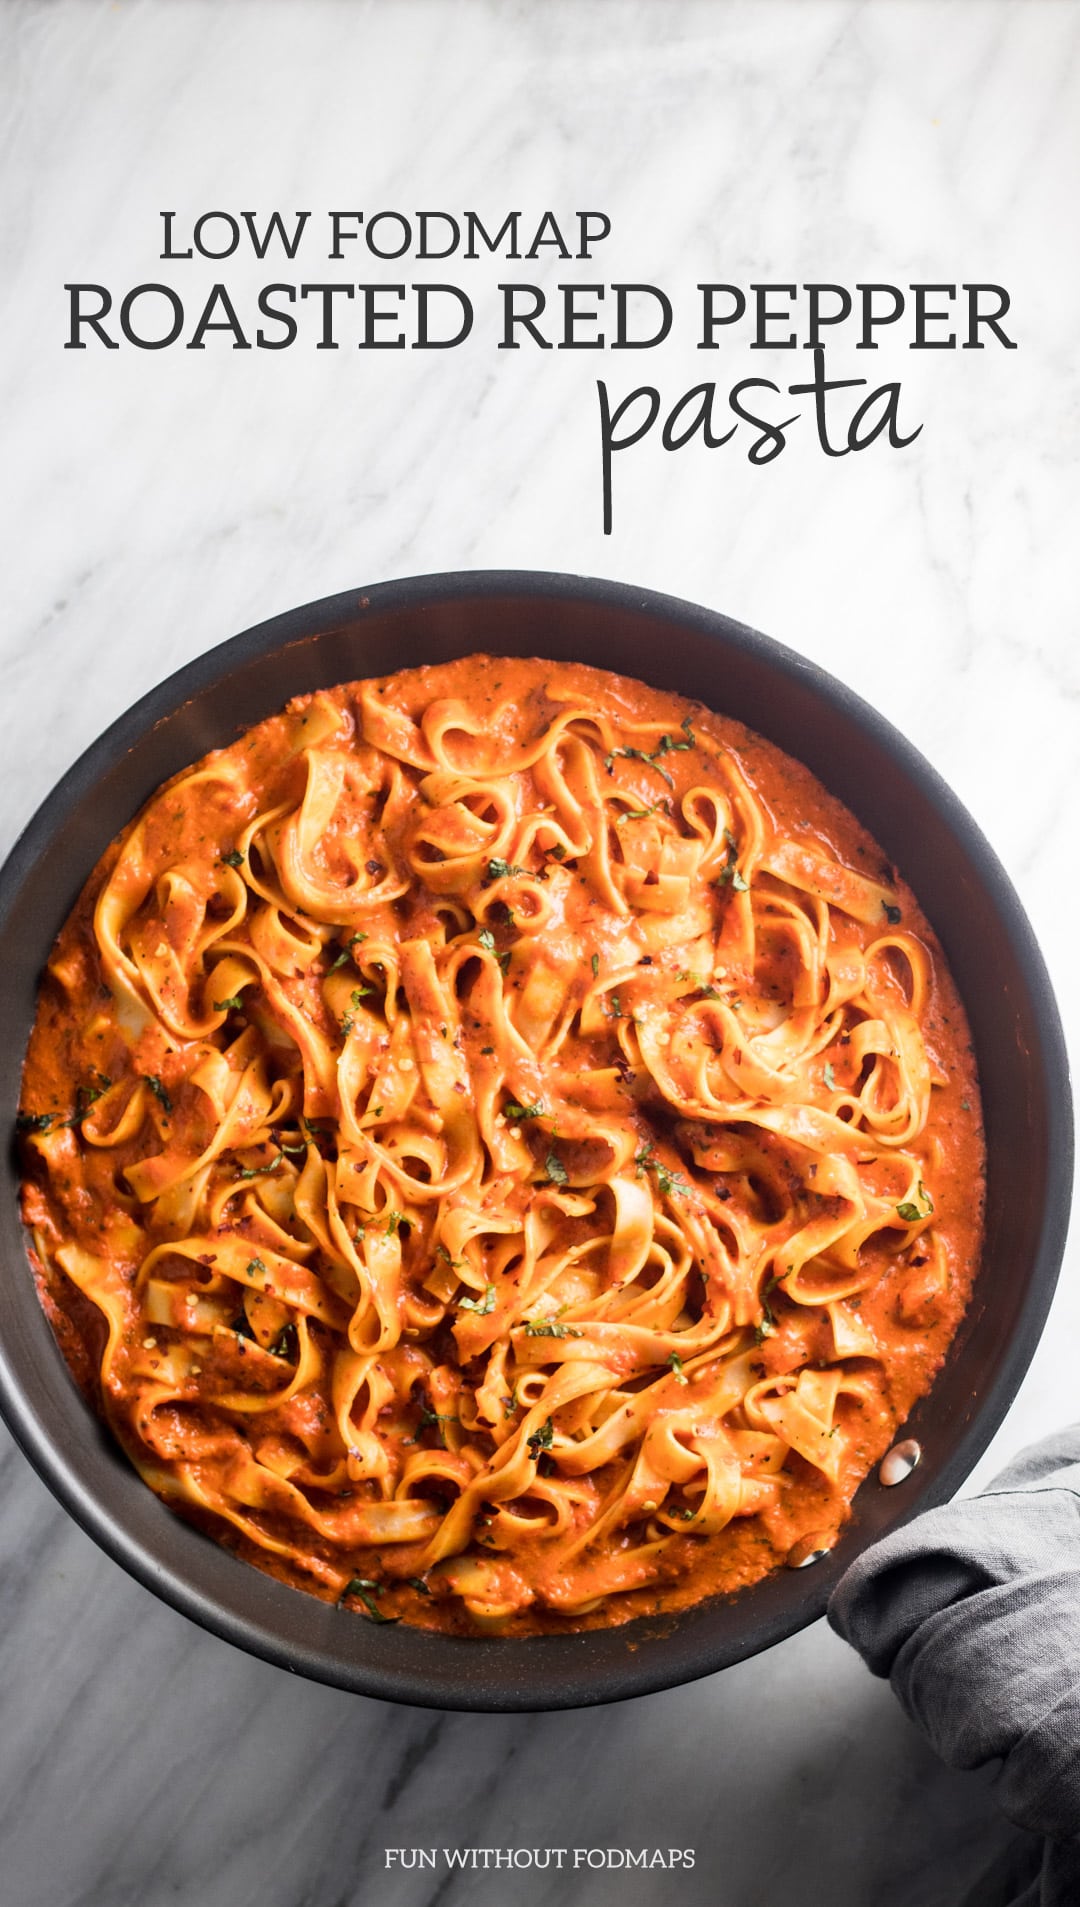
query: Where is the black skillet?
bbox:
[0,572,1071,1710]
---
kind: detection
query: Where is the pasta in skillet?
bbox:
[18,656,984,1632]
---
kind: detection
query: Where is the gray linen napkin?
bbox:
[828,1427,1080,1906]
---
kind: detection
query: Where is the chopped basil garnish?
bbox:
[653,716,697,758]
[754,1283,778,1344]
[458,1282,496,1316]
[237,1155,282,1179]
[417,1404,459,1448]
[60,1078,115,1128]
[896,1201,924,1222]
[654,1160,687,1197]
[328,931,368,971]
[634,1145,687,1198]
[523,1317,582,1338]
[341,1577,399,1623]
[604,744,675,789]
[604,719,695,786]
[897,1179,934,1223]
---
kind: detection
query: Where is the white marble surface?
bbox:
[1,3,1077,1903]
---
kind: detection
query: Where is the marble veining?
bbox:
[0,2,1077,1903]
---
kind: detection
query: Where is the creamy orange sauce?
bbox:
[18,657,984,1634]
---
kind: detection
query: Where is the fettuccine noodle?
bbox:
[18,656,983,1632]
